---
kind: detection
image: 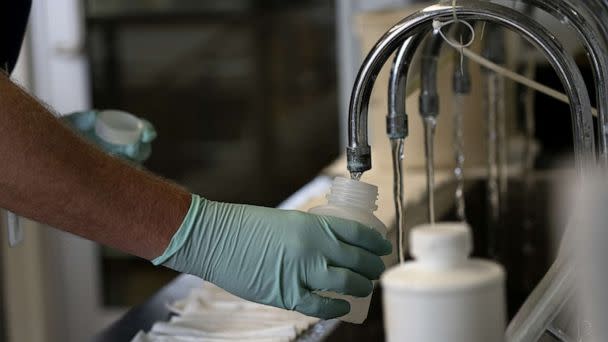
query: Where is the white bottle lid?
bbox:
[95,110,144,145]
[410,223,472,267]
[382,222,503,292]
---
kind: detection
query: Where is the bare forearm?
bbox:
[0,75,190,259]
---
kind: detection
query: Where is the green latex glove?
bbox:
[153,194,392,319]
[62,110,157,163]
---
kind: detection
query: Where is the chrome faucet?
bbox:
[346,1,597,341]
[515,0,608,167]
[388,24,473,227]
[384,0,608,167]
[347,0,595,177]
[386,35,425,141]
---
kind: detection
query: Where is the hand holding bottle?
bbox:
[153,194,392,319]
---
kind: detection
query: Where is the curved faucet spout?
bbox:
[346,0,595,175]
[387,34,427,140]
[520,0,608,166]
[419,30,444,120]
[388,24,472,141]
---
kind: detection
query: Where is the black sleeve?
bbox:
[2,0,32,74]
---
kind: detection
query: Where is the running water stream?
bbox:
[497,74,508,217]
[523,57,537,225]
[423,117,438,224]
[390,138,406,263]
[521,55,538,291]
[485,72,500,257]
[452,94,466,222]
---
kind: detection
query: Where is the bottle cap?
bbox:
[95,110,144,145]
[411,223,472,266]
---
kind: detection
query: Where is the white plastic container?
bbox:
[381,222,506,342]
[309,177,387,324]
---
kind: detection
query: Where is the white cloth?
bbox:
[131,282,319,342]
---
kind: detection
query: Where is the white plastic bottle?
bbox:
[381,222,506,342]
[309,176,387,324]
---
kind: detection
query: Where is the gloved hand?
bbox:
[153,194,392,319]
[62,110,156,163]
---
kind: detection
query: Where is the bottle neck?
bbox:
[327,177,378,212]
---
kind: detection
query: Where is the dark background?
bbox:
[85,0,340,307]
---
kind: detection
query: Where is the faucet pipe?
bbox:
[387,34,427,140]
[387,27,471,132]
[389,25,471,135]
[346,0,594,176]
[419,30,445,120]
[388,26,472,135]
[518,0,608,166]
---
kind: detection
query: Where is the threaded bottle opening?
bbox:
[327,177,379,211]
